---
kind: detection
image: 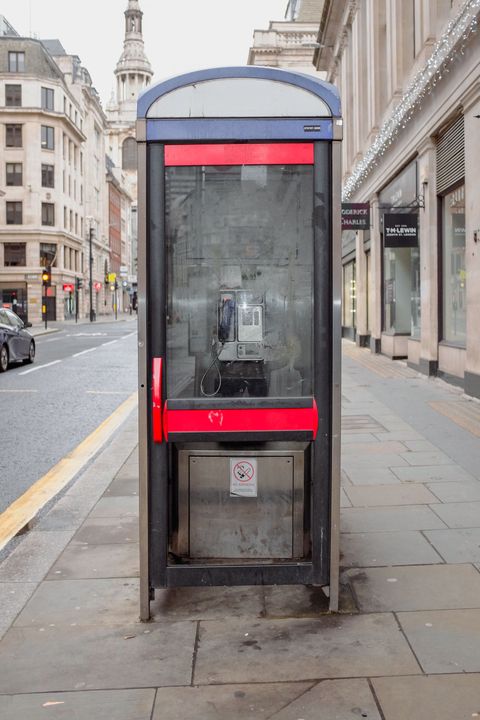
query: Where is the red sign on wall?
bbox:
[94,282,102,291]
[63,284,74,293]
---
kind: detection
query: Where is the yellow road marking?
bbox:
[0,391,138,551]
[430,400,480,439]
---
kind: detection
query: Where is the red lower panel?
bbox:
[152,358,163,443]
[162,403,318,440]
[164,143,314,167]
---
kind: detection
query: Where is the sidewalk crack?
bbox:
[190,620,201,686]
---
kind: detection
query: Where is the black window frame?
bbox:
[3,242,26,266]
[41,163,55,188]
[41,86,55,111]
[5,124,22,147]
[6,162,23,186]
[6,202,23,225]
[41,125,55,150]
[5,84,22,107]
[41,202,55,227]
[8,51,25,73]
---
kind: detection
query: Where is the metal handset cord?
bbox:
[200,341,225,397]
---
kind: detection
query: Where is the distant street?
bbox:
[0,319,138,512]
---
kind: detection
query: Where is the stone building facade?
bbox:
[314,0,480,398]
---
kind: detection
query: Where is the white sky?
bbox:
[5,0,289,106]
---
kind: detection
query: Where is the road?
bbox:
[0,319,138,512]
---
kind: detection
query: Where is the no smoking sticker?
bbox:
[230,458,258,497]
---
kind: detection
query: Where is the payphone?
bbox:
[137,66,342,620]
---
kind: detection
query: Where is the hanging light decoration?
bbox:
[343,0,480,200]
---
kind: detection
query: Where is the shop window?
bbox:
[40,243,57,267]
[8,51,25,72]
[6,124,22,147]
[5,84,21,107]
[442,185,466,345]
[6,201,22,225]
[342,261,356,328]
[41,125,54,150]
[41,87,54,111]
[6,162,22,186]
[383,245,420,336]
[41,203,55,226]
[41,164,55,188]
[4,242,26,266]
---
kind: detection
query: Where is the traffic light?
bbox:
[42,267,51,287]
[104,269,110,285]
[75,277,83,290]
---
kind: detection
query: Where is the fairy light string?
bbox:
[342,0,480,200]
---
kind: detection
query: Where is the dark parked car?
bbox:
[0,308,35,372]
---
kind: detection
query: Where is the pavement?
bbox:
[30,314,137,337]
[1,341,480,719]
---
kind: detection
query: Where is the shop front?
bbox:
[379,162,421,359]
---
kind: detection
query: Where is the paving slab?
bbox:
[88,495,138,519]
[397,609,480,673]
[345,483,438,507]
[400,451,455,466]
[373,431,424,441]
[393,465,475,483]
[342,441,407,455]
[342,454,408,469]
[152,682,312,720]
[38,495,100,531]
[103,475,138,497]
[46,542,139,580]
[153,679,381,720]
[403,440,441,452]
[426,481,480,503]
[263,584,357,617]
[151,586,265,621]
[341,531,443,567]
[341,433,379,443]
[342,467,401,486]
[0,689,156,720]
[340,488,352,507]
[424,528,480,563]
[13,578,139,627]
[0,583,36,640]
[71,516,138,545]
[0,621,196,692]
[193,614,420,684]
[348,564,480,612]
[341,505,446,533]
[429,501,480,528]
[372,674,480,720]
[0,531,75,582]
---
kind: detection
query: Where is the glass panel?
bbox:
[366,251,371,333]
[383,239,420,336]
[165,163,314,398]
[442,185,466,345]
[342,261,356,328]
[411,246,421,338]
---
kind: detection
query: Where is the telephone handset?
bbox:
[218,296,235,343]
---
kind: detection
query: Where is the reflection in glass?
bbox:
[342,261,356,328]
[165,164,314,398]
[442,185,466,345]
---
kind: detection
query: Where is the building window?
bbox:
[122,137,137,170]
[442,184,466,345]
[6,201,22,224]
[8,51,25,72]
[6,163,22,186]
[5,84,21,106]
[41,86,54,111]
[4,242,26,266]
[41,125,54,150]
[64,206,67,229]
[40,243,57,267]
[41,202,55,226]
[41,164,55,188]
[343,261,356,329]
[6,124,22,147]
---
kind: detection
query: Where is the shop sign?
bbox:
[25,274,39,281]
[341,203,370,230]
[384,213,418,247]
[94,282,102,291]
[63,283,74,293]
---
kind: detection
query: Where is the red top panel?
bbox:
[164,143,314,167]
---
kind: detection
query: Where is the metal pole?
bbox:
[89,226,94,322]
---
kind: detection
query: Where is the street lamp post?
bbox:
[89,225,94,322]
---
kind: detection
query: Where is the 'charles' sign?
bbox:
[341,203,370,230]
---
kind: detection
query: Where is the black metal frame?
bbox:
[146,140,333,589]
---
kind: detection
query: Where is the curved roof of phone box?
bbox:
[137,65,341,120]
